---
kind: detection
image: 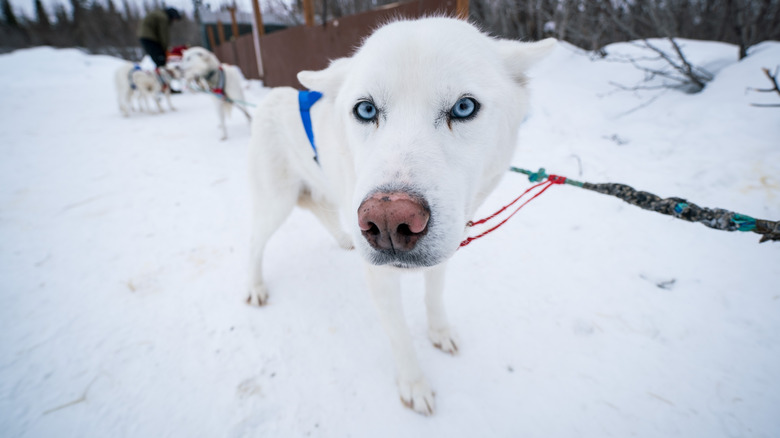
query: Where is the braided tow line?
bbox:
[460,167,780,247]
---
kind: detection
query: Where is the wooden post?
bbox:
[302,0,315,27]
[206,25,217,50]
[456,0,469,19]
[217,19,227,45]
[228,6,239,41]
[251,0,265,78]
[251,0,265,36]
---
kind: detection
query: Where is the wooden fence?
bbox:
[211,0,458,88]
[212,36,261,80]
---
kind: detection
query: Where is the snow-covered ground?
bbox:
[1,39,778,437]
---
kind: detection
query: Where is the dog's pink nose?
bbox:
[358,192,430,252]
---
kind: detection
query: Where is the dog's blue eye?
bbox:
[354,101,377,122]
[450,97,478,120]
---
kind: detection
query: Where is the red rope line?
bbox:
[460,175,566,248]
[467,180,549,227]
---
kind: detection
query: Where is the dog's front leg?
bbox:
[425,262,458,354]
[365,264,435,415]
[165,91,175,111]
[217,102,227,141]
[154,94,164,113]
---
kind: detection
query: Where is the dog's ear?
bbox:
[297,57,352,94]
[497,38,557,83]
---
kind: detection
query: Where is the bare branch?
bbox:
[609,81,674,92]
[749,65,780,107]
[640,38,712,92]
[613,89,670,118]
[753,67,780,95]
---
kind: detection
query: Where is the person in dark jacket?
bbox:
[138,8,181,68]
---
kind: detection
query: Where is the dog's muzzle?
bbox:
[357,190,433,267]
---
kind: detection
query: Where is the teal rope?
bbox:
[730,213,757,232]
[188,83,257,108]
[204,88,257,108]
[510,166,584,187]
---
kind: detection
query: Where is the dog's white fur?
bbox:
[114,62,169,116]
[247,17,554,415]
[181,47,249,140]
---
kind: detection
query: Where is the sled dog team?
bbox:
[114,46,248,140]
[120,17,554,415]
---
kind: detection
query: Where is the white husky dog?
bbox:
[115,62,166,116]
[181,47,250,140]
[248,17,554,415]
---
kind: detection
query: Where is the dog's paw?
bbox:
[398,378,435,416]
[428,327,459,355]
[246,285,269,306]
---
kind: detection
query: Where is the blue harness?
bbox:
[128,64,142,90]
[298,90,323,164]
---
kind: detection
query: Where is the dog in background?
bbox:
[115,62,161,116]
[246,17,555,415]
[115,62,175,116]
[181,47,250,140]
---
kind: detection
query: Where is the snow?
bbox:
[1,40,779,437]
